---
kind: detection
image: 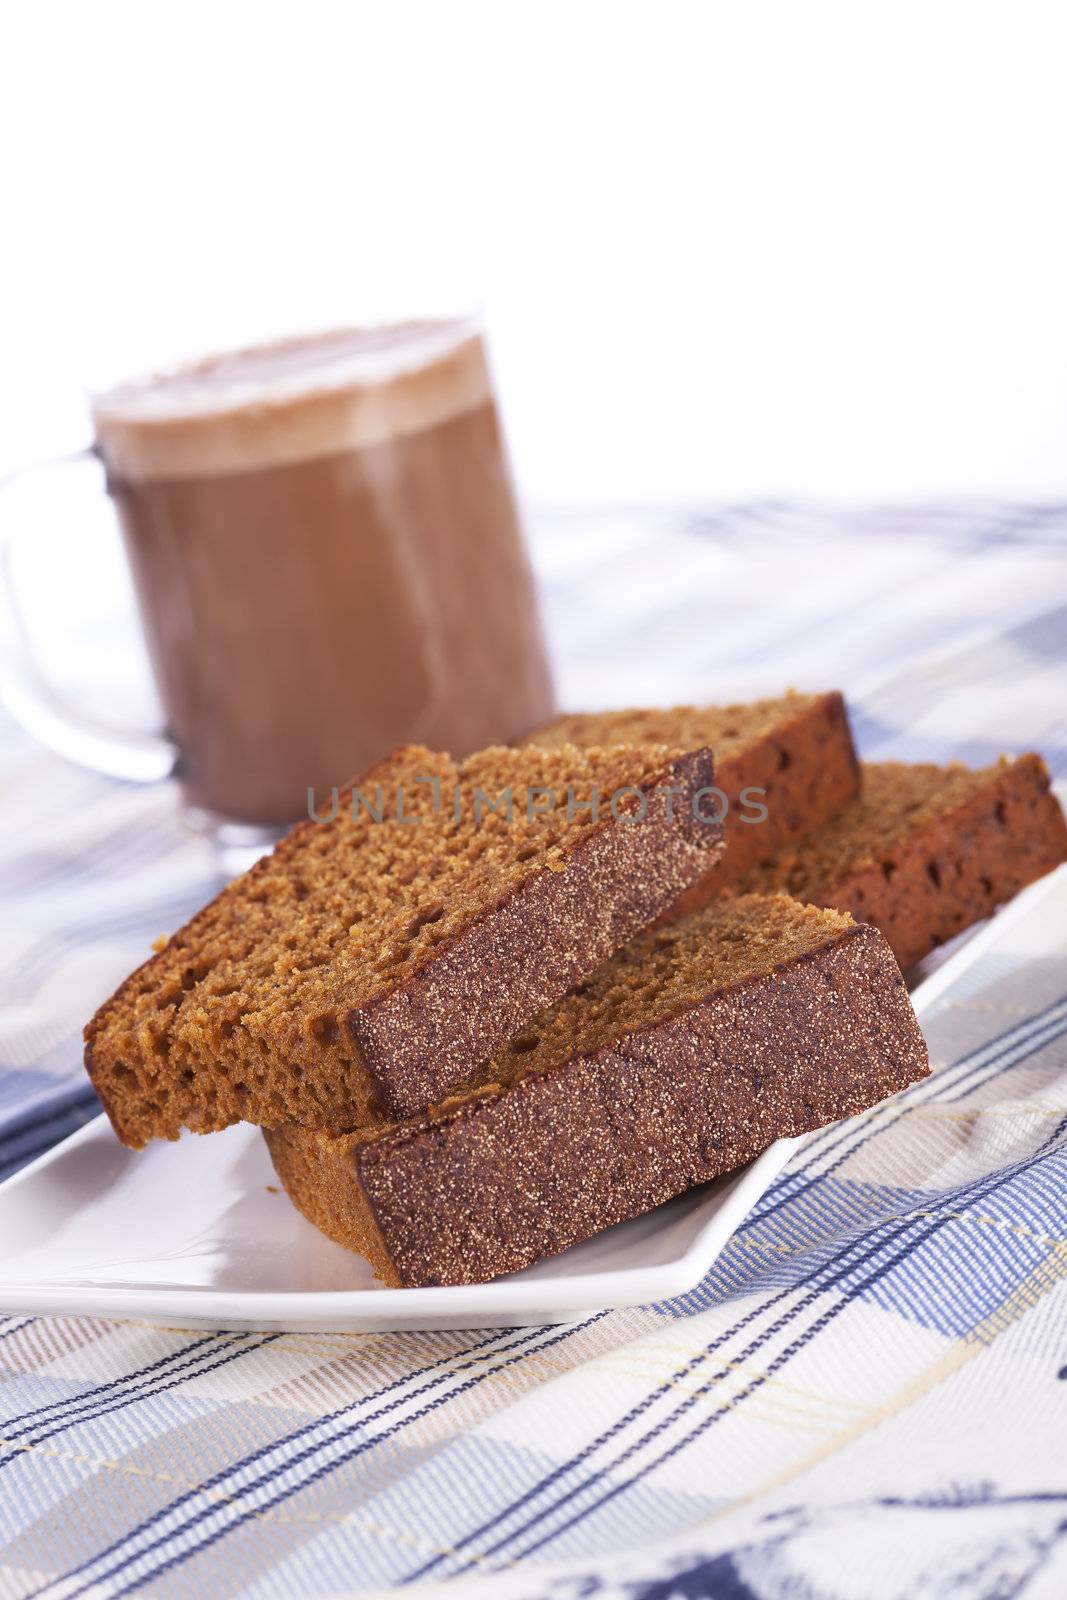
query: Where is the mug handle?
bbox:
[0,448,178,782]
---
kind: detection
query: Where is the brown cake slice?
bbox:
[524,691,859,915]
[740,754,1067,970]
[85,742,724,1148]
[265,894,928,1287]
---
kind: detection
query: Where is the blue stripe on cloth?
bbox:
[0,1076,99,1132]
[0,1337,284,1474]
[0,1319,34,1343]
[27,1319,603,1600]
[0,1071,85,1119]
[2,1332,251,1439]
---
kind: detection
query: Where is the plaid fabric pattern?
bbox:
[1,502,1065,1598]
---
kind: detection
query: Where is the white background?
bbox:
[3,0,1067,502]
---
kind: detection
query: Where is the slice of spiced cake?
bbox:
[266,893,928,1287]
[85,742,724,1147]
[740,755,1067,969]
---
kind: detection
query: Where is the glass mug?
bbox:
[0,320,556,862]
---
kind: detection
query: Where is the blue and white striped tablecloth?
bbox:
[1,502,1065,1598]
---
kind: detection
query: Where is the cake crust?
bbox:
[266,901,929,1287]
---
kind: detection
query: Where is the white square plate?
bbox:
[0,868,1061,1331]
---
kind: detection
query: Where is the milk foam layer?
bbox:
[92,320,491,482]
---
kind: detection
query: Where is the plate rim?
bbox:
[0,1122,799,1323]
